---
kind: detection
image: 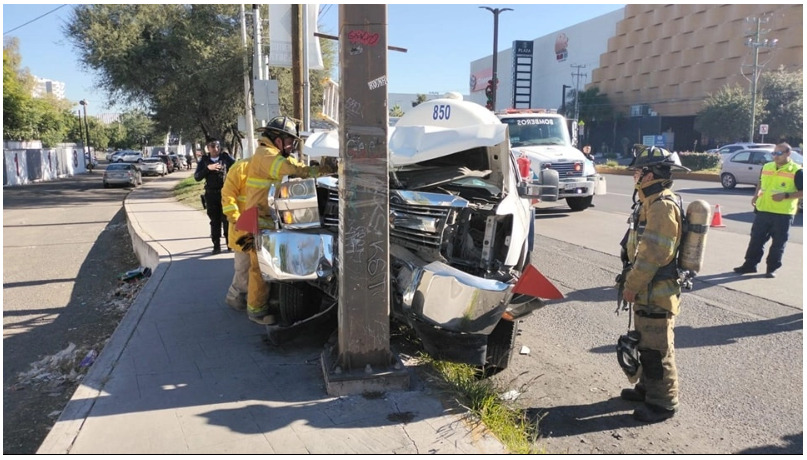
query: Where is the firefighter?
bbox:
[238,116,336,325]
[620,145,689,423]
[221,158,252,312]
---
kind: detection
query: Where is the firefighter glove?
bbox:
[236,234,255,251]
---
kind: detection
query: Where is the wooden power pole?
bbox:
[321,4,409,396]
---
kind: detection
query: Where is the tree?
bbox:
[3,37,36,141]
[573,87,613,125]
[389,104,404,117]
[118,110,156,149]
[412,94,428,107]
[759,66,803,144]
[694,85,767,144]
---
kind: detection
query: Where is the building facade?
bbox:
[469,4,803,152]
[32,76,66,100]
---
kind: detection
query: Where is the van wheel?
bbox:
[567,195,592,211]
[278,282,323,326]
[483,319,517,376]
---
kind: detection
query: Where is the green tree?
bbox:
[759,66,803,144]
[389,104,404,117]
[575,87,613,125]
[3,37,36,141]
[118,110,156,149]
[694,85,767,144]
[412,94,428,107]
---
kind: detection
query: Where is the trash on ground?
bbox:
[119,266,152,282]
[500,389,522,401]
[519,345,531,355]
[79,349,98,367]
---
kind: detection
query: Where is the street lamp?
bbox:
[480,6,513,111]
[743,16,777,142]
[79,100,91,158]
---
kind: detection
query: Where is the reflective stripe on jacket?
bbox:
[625,183,683,314]
[757,160,801,216]
[221,159,250,252]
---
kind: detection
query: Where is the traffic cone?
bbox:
[710,204,726,228]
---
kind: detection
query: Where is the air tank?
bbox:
[679,199,711,273]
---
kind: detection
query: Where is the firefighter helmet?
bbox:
[617,330,642,383]
[258,116,301,141]
[628,144,690,172]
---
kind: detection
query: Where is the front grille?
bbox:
[389,202,449,249]
[545,162,583,178]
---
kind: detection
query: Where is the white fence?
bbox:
[3,142,90,187]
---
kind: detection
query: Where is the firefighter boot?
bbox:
[620,384,646,402]
[633,403,676,423]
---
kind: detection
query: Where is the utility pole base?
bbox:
[321,344,410,397]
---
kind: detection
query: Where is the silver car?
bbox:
[720,147,803,189]
[103,163,142,188]
[139,158,167,176]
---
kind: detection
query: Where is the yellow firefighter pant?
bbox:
[247,249,270,316]
[634,303,679,411]
[225,251,250,308]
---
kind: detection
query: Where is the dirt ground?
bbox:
[3,220,146,455]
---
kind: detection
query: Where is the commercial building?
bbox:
[31,76,66,100]
[469,4,802,152]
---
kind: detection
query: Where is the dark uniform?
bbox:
[194,139,235,254]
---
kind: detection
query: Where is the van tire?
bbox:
[567,195,592,211]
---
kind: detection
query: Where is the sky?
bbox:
[2,3,625,117]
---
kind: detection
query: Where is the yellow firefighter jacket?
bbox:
[625,181,683,314]
[221,159,250,252]
[244,139,333,230]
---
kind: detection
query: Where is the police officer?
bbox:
[734,142,803,278]
[620,145,689,423]
[194,137,235,254]
[239,116,336,325]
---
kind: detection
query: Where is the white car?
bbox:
[716,143,775,160]
[116,150,144,163]
[720,147,803,189]
[139,158,167,176]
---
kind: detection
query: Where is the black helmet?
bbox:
[258,116,300,141]
[628,144,690,173]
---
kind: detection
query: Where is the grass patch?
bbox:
[420,355,543,454]
[174,176,205,211]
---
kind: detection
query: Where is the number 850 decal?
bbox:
[432,104,451,120]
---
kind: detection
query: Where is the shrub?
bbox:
[678,151,720,171]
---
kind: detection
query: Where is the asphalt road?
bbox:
[3,165,152,453]
[492,173,803,454]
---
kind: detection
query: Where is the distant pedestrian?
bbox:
[186,151,194,170]
[194,137,236,254]
[734,142,803,278]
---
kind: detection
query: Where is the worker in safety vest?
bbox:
[734,142,803,278]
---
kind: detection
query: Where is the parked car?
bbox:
[715,143,775,160]
[108,150,127,162]
[168,154,182,171]
[103,162,142,188]
[720,146,803,189]
[116,150,144,163]
[157,154,175,173]
[139,157,168,176]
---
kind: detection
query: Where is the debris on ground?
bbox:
[119,266,152,282]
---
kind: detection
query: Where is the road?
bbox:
[492,173,803,454]
[2,164,160,454]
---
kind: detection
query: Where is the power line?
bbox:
[3,5,68,36]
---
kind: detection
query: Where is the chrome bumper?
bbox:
[257,229,335,281]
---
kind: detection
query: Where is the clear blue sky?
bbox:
[3,3,625,117]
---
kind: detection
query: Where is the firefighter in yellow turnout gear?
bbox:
[221,159,252,313]
[239,116,335,325]
[620,145,690,423]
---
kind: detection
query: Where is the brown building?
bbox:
[589,4,802,150]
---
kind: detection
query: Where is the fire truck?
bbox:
[496,109,606,211]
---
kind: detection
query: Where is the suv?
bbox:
[496,109,606,211]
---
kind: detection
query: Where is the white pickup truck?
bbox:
[255,95,563,373]
[497,109,606,211]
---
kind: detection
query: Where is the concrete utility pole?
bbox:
[480,6,512,111]
[291,4,304,124]
[743,15,777,143]
[321,4,408,396]
[79,100,91,156]
[240,5,256,158]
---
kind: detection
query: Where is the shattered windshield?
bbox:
[504,117,570,147]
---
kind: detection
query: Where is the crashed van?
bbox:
[254,95,562,372]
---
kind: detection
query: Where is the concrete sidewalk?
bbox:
[37,169,507,454]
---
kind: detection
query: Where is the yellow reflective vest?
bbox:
[625,182,683,314]
[756,160,801,216]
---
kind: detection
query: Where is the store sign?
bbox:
[555,33,568,62]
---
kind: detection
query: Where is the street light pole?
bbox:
[79,99,91,160]
[480,6,512,111]
[744,15,777,143]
